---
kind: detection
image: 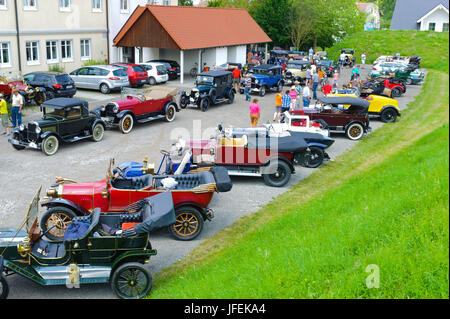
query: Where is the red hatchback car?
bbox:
[110,63,149,87]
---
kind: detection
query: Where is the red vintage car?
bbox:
[110,63,149,87]
[96,87,180,133]
[41,159,232,241]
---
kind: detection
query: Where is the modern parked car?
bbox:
[140,62,169,85]
[23,72,76,100]
[147,60,180,80]
[110,63,149,87]
[69,65,130,94]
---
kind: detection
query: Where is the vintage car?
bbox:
[341,49,355,67]
[0,188,175,299]
[0,78,46,106]
[317,60,339,77]
[165,125,334,187]
[369,65,424,85]
[329,92,401,123]
[283,60,311,85]
[213,62,243,72]
[304,96,371,140]
[9,98,105,156]
[270,110,330,137]
[288,51,306,59]
[362,77,406,98]
[41,159,232,241]
[179,71,236,112]
[240,64,284,96]
[95,87,179,134]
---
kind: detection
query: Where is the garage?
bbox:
[113,5,272,84]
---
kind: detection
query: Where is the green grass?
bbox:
[326,30,449,72]
[148,69,449,299]
[82,59,108,66]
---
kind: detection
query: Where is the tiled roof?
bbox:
[113,5,272,50]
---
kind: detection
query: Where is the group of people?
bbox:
[0,88,24,136]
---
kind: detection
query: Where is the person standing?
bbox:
[322,82,332,96]
[312,71,320,100]
[249,99,261,128]
[351,65,360,82]
[274,92,283,122]
[0,93,10,135]
[361,52,367,65]
[332,70,339,88]
[289,86,297,110]
[294,81,303,109]
[309,47,314,61]
[281,90,292,120]
[318,68,325,89]
[244,74,252,102]
[11,88,23,128]
[305,67,312,86]
[232,67,242,91]
[302,85,311,108]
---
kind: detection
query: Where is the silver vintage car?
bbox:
[69,65,130,94]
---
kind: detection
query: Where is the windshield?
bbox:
[253,68,269,75]
[287,63,307,70]
[196,75,214,86]
[26,187,42,234]
[43,107,65,118]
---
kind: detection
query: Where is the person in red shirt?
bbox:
[322,83,332,96]
[232,67,242,91]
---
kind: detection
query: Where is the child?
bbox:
[294,81,303,109]
[0,93,10,136]
[289,86,297,110]
[249,99,261,128]
[274,92,282,122]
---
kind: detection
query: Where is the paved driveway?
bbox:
[0,65,425,298]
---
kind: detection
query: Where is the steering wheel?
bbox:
[161,149,170,156]
[112,167,126,181]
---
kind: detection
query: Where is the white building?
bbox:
[357,2,381,30]
[391,0,449,32]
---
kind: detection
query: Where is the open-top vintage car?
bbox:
[362,77,406,98]
[179,71,236,112]
[41,159,232,241]
[283,60,311,86]
[239,64,284,96]
[0,77,46,106]
[9,98,106,156]
[95,87,179,134]
[270,110,330,137]
[0,188,175,299]
[304,96,371,140]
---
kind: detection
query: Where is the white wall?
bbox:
[420,7,449,31]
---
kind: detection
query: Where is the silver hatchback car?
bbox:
[69,65,130,94]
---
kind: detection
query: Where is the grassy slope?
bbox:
[149,69,449,299]
[326,30,449,72]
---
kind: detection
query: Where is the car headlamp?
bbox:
[113,104,120,113]
[19,124,25,131]
[100,105,106,112]
[195,92,200,98]
[35,126,41,134]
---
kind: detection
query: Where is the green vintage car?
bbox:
[0,188,175,299]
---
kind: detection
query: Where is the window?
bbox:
[61,40,73,61]
[0,42,11,66]
[120,0,128,13]
[429,22,436,31]
[443,23,449,32]
[0,0,7,10]
[46,40,58,63]
[25,41,39,64]
[23,0,37,10]
[80,39,91,60]
[59,0,71,11]
[92,0,102,11]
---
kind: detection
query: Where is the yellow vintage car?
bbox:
[283,60,311,85]
[329,92,401,123]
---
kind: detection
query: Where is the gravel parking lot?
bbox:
[0,65,425,298]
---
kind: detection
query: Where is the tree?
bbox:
[179,0,194,5]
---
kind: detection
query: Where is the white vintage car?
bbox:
[264,111,330,137]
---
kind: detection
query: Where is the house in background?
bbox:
[390,0,449,32]
[113,5,272,83]
[356,2,381,30]
[108,0,178,64]
[0,0,108,78]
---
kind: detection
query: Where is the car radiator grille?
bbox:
[27,122,38,141]
[105,104,117,117]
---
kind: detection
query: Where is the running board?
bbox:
[227,170,262,177]
[137,115,165,123]
[63,135,93,143]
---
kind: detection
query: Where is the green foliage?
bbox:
[326,30,449,72]
[48,64,65,73]
[82,58,108,66]
[207,0,250,8]
[178,0,193,5]
[366,0,396,29]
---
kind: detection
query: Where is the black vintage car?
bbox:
[179,71,236,112]
[9,98,106,156]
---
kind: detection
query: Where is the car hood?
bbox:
[113,96,142,108]
[251,74,268,80]
[196,85,213,93]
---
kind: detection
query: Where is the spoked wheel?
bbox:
[227,90,235,104]
[120,114,134,134]
[169,207,204,241]
[180,96,189,109]
[200,98,210,112]
[0,276,9,299]
[380,108,398,123]
[40,206,76,241]
[11,132,25,150]
[346,123,364,140]
[164,103,177,122]
[111,262,153,299]
[260,86,266,97]
[305,147,325,168]
[262,160,291,187]
[92,123,105,142]
[41,135,59,156]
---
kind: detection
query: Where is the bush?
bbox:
[82,59,108,66]
[48,64,65,73]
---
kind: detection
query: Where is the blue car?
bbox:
[240,64,284,97]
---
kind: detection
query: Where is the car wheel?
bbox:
[391,87,402,97]
[239,88,244,94]
[180,96,189,109]
[227,90,235,104]
[119,114,134,134]
[305,147,325,168]
[380,108,398,123]
[277,82,283,92]
[149,77,156,86]
[405,78,413,85]
[200,98,210,112]
[40,206,77,241]
[41,135,59,156]
[0,276,9,300]
[11,132,25,150]
[209,88,217,104]
[45,91,55,101]
[164,103,177,122]
[92,123,105,142]
[111,262,153,299]
[169,207,204,241]
[260,86,266,97]
[346,123,364,140]
[35,92,46,105]
[262,160,291,187]
[100,83,111,94]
